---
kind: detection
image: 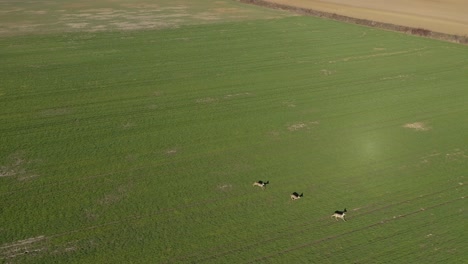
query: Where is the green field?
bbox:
[1,0,467,263]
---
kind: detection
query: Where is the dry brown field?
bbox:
[266,0,468,36]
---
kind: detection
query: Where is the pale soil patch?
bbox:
[67,23,89,29]
[417,149,468,167]
[2,23,41,34]
[144,14,189,19]
[84,209,99,221]
[403,122,431,131]
[0,236,45,250]
[287,121,319,131]
[0,235,46,260]
[88,25,108,32]
[125,153,139,162]
[217,183,233,192]
[213,7,238,13]
[193,12,220,21]
[160,6,188,11]
[120,3,161,10]
[121,121,135,129]
[197,92,252,104]
[0,8,25,13]
[265,0,468,36]
[166,148,178,155]
[223,92,251,99]
[196,97,219,104]
[145,103,160,110]
[288,123,306,131]
[320,69,334,76]
[111,21,140,30]
[328,48,426,63]
[40,107,72,117]
[267,130,281,137]
[282,101,296,107]
[380,74,411,81]
[25,10,47,15]
[418,151,441,165]
[60,242,78,253]
[0,151,39,180]
[80,8,118,14]
[152,91,163,97]
[445,149,468,161]
[97,185,130,206]
[62,13,93,18]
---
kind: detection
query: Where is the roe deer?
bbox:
[290,192,303,200]
[331,208,347,221]
[253,180,269,190]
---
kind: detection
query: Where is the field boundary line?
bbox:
[237,0,468,45]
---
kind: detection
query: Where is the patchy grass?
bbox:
[0,0,292,36]
[0,1,467,263]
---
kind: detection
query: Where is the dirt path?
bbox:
[265,0,468,36]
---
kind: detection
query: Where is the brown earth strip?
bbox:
[237,0,468,44]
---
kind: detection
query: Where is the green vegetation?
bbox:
[1,1,466,263]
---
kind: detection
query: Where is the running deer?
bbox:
[331,208,347,221]
[252,180,269,190]
[290,192,303,200]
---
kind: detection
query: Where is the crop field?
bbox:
[1,0,467,263]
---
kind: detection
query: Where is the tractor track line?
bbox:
[167,184,465,263]
[247,196,465,263]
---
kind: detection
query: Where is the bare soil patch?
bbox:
[40,107,72,117]
[97,185,129,205]
[287,121,319,131]
[0,235,47,260]
[217,183,233,192]
[0,151,39,180]
[165,148,178,155]
[445,149,468,161]
[403,122,431,131]
[320,69,334,76]
[196,97,219,104]
[197,92,252,104]
[288,122,307,131]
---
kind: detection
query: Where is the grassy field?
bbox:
[1,0,467,263]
